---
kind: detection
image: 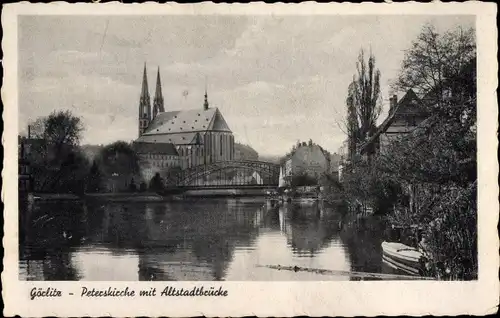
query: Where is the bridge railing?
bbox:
[168,160,280,188]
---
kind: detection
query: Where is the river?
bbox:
[19,198,406,281]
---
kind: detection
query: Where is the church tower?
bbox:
[138,63,151,137]
[153,67,165,119]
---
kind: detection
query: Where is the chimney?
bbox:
[390,94,397,113]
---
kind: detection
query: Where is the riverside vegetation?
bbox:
[339,24,477,280]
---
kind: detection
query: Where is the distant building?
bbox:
[284,144,330,178]
[133,142,180,183]
[135,63,235,170]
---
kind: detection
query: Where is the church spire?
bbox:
[153,67,165,119]
[138,62,151,137]
[141,62,150,100]
[203,79,209,111]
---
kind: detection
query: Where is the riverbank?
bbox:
[26,189,338,202]
[30,193,81,201]
[85,192,167,202]
[26,189,271,203]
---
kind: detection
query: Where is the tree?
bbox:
[28,111,89,193]
[345,49,382,160]
[381,25,477,279]
[44,110,83,147]
[86,160,103,193]
[393,24,475,108]
[149,173,165,193]
[97,141,141,192]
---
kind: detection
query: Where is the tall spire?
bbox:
[138,62,151,137]
[153,67,165,118]
[141,62,150,99]
[203,78,209,111]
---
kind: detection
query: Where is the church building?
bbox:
[134,63,235,170]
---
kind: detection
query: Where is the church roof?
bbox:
[133,141,179,155]
[143,107,232,135]
[136,132,204,145]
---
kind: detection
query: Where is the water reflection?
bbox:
[19,199,394,281]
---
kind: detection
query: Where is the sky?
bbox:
[18,15,474,156]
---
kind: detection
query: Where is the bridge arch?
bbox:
[172,160,279,188]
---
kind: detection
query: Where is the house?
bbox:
[283,143,330,179]
[359,89,429,156]
[133,142,180,183]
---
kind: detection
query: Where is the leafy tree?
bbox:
[149,173,165,193]
[97,141,141,192]
[86,160,103,193]
[28,111,89,193]
[339,24,477,279]
[43,110,83,147]
[381,25,476,279]
[345,49,382,160]
[394,24,475,108]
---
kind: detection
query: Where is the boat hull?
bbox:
[382,241,424,276]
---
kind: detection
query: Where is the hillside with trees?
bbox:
[234,142,259,161]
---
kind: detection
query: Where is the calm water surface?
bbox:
[19,199,402,281]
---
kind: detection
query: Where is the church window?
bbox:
[192,127,194,129]
[195,120,198,122]
[183,121,186,123]
[220,135,223,156]
[198,113,200,116]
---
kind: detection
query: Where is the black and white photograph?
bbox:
[16,13,479,281]
[2,2,498,317]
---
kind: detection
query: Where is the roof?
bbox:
[143,107,231,135]
[133,142,179,156]
[358,89,424,154]
[136,132,204,145]
[395,89,426,115]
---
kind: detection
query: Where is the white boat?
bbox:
[381,241,425,275]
